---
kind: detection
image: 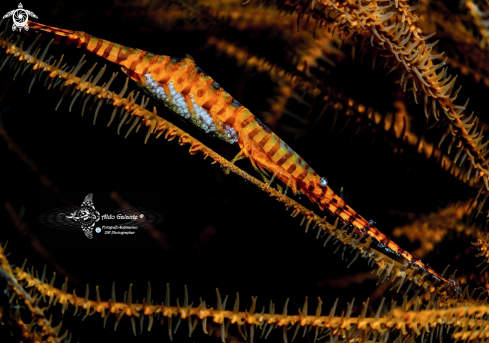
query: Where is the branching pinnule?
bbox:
[473,231,489,272]
[275,0,489,193]
[321,91,481,190]
[342,0,489,190]
[4,247,489,343]
[393,201,478,259]
[0,243,71,343]
[418,1,489,87]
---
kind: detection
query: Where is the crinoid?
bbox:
[1,1,489,343]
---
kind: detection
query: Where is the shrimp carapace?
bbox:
[25,20,460,292]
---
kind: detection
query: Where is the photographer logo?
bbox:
[3,3,38,32]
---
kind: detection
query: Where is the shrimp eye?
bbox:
[319,177,328,188]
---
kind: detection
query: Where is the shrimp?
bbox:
[26,20,460,292]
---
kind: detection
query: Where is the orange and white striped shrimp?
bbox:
[26,20,460,292]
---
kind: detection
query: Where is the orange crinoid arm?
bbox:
[25,20,460,292]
